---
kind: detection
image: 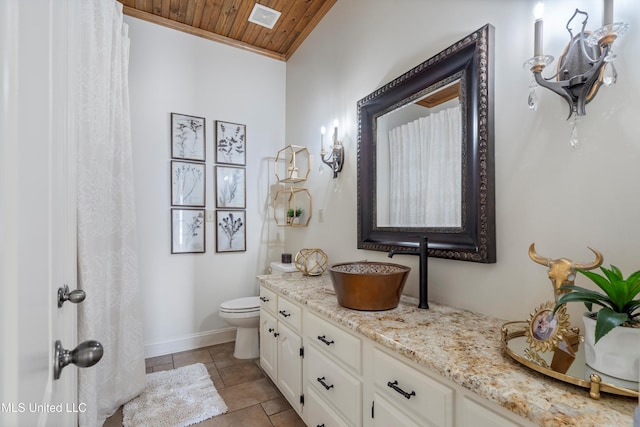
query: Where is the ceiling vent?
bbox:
[248,3,281,29]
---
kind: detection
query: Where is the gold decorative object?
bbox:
[524,301,571,352]
[502,321,638,400]
[528,243,603,300]
[275,145,311,183]
[294,248,328,276]
[273,187,312,227]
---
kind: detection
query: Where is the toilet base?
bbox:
[233,326,259,359]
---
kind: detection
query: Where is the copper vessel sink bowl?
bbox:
[328,262,411,311]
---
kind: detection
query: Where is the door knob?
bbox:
[54,340,103,380]
[57,284,86,307]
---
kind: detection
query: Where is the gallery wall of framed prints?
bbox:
[168,114,247,254]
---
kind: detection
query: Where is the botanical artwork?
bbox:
[171,113,205,161]
[216,166,245,209]
[216,210,246,252]
[216,120,246,165]
[171,209,205,254]
[171,161,205,207]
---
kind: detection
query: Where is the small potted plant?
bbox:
[286,207,303,225]
[554,264,640,386]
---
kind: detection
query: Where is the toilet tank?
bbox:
[270,262,298,275]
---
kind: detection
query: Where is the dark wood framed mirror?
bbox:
[357,24,496,263]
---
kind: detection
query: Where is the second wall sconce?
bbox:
[320,120,344,179]
[524,0,629,118]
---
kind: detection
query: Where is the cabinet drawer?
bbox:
[307,345,362,425]
[277,296,302,333]
[305,386,352,427]
[259,286,277,314]
[373,348,453,427]
[373,392,423,427]
[305,311,362,373]
[459,396,523,427]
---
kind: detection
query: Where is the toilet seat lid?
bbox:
[220,296,260,312]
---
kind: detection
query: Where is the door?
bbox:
[259,310,278,381]
[1,1,79,426]
[276,322,303,414]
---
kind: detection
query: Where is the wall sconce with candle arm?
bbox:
[524,0,629,125]
[319,120,344,179]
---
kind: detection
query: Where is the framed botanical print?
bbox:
[216,210,246,252]
[215,120,246,165]
[171,113,205,161]
[171,160,205,207]
[171,209,205,254]
[216,165,245,209]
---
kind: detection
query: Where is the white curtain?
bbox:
[388,105,462,227]
[76,2,146,426]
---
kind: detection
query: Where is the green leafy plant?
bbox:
[287,208,303,218]
[554,265,640,343]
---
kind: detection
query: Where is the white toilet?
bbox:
[219,262,298,359]
[219,296,261,359]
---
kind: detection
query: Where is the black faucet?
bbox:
[388,236,429,309]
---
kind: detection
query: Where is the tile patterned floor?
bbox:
[103,342,305,427]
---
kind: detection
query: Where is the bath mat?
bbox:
[123,363,227,427]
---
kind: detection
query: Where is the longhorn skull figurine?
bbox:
[528,243,603,301]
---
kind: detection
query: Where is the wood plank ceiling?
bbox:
[121,0,337,61]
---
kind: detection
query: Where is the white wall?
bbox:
[125,16,286,356]
[285,0,640,325]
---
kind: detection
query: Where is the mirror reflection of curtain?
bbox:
[388,105,461,227]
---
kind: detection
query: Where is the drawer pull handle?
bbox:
[317,376,334,391]
[387,380,416,399]
[279,310,291,318]
[317,335,335,346]
[317,425,325,427]
[260,296,269,302]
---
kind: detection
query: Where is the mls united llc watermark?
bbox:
[1,402,87,413]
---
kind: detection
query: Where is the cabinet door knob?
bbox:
[268,328,275,333]
[317,335,334,346]
[273,332,280,338]
[316,376,334,391]
[387,380,416,399]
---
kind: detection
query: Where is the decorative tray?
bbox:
[501,321,639,400]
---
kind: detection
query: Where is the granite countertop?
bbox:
[257,273,637,427]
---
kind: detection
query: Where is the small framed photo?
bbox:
[216,210,246,252]
[171,113,205,161]
[215,120,246,165]
[216,166,245,208]
[171,161,205,207]
[171,209,205,254]
[524,301,570,352]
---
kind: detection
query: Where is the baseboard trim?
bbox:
[144,327,237,358]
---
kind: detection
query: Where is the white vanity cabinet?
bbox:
[304,311,363,426]
[261,283,536,427]
[259,286,304,415]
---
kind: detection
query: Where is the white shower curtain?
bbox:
[388,105,462,227]
[76,2,146,426]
